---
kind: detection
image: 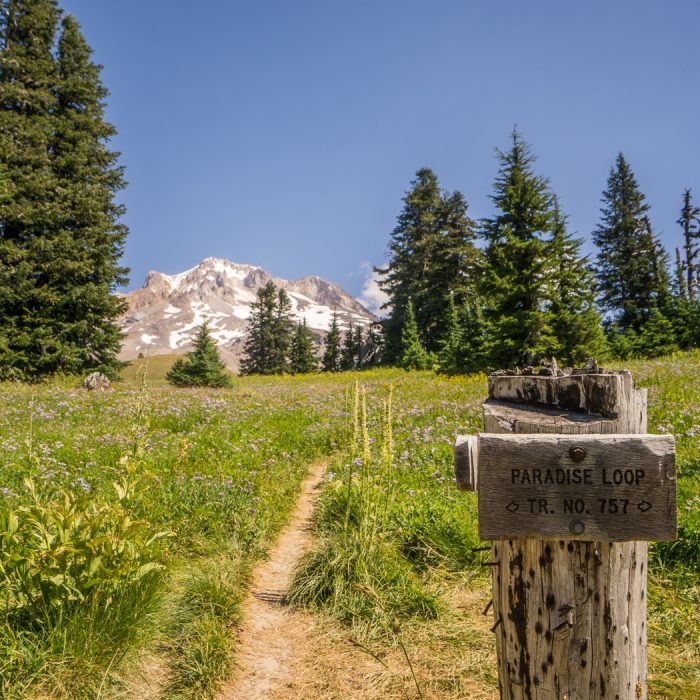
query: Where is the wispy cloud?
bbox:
[357,262,390,317]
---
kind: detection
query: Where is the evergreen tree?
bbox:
[271,287,293,373]
[436,295,464,375]
[677,189,700,300]
[400,300,433,370]
[635,307,678,358]
[166,324,232,388]
[0,4,129,379]
[321,313,341,372]
[352,325,364,367]
[240,282,293,375]
[549,200,607,365]
[376,168,480,363]
[481,129,557,368]
[289,320,318,374]
[671,190,700,349]
[437,294,489,375]
[459,300,488,374]
[593,154,672,335]
[340,324,356,370]
[362,323,383,367]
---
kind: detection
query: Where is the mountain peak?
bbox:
[120,258,376,369]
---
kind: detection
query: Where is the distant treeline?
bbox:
[242,130,699,375]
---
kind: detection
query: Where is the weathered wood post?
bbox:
[454,366,677,700]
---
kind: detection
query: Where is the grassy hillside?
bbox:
[0,352,697,697]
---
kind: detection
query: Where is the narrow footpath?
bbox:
[216,458,330,698]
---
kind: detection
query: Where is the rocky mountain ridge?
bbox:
[119,257,376,368]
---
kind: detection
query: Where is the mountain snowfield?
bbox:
[119,257,377,368]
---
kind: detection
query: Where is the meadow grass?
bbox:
[0,351,697,697]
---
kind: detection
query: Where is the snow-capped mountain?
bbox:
[119,257,377,368]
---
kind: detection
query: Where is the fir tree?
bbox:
[340,324,356,370]
[549,200,607,365]
[636,307,678,358]
[437,294,490,375]
[376,167,480,363]
[352,325,364,367]
[362,323,383,367]
[271,287,293,373]
[166,323,232,388]
[0,4,129,379]
[321,313,341,372]
[290,320,318,374]
[459,300,488,374]
[401,300,433,370]
[677,189,700,300]
[481,129,557,368]
[593,154,672,335]
[436,294,463,375]
[240,282,293,375]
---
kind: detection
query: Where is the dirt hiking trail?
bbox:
[217,458,373,699]
[216,458,496,700]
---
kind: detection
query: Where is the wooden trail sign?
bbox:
[454,368,677,700]
[460,433,676,541]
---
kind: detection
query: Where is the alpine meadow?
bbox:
[1,1,699,699]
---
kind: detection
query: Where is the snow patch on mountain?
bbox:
[120,257,377,369]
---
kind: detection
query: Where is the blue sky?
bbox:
[61,0,700,309]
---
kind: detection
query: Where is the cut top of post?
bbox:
[488,368,647,432]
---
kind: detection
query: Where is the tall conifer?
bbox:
[290,320,318,374]
[677,189,700,300]
[321,313,341,372]
[481,130,557,368]
[240,281,293,375]
[376,168,479,363]
[0,4,129,378]
[401,300,433,370]
[340,325,356,370]
[549,200,607,364]
[592,154,671,334]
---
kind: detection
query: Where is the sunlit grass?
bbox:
[0,352,697,697]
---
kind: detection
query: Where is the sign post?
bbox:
[454,367,676,700]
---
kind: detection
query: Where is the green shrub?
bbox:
[0,463,168,631]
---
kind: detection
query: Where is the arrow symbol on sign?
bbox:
[506,501,519,513]
[637,501,652,513]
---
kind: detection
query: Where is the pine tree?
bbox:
[635,307,678,358]
[321,313,341,372]
[340,324,356,370]
[549,200,607,365]
[362,323,383,367]
[271,287,293,373]
[240,282,277,375]
[166,323,232,388]
[0,4,129,379]
[401,300,433,370]
[376,168,480,363]
[593,154,672,335]
[352,325,364,367]
[481,129,557,368]
[289,319,318,374]
[436,294,463,374]
[671,190,700,349]
[240,282,294,375]
[677,189,700,300]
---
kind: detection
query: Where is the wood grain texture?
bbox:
[486,371,650,700]
[477,434,676,541]
[454,434,478,491]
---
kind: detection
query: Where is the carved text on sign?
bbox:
[476,434,676,541]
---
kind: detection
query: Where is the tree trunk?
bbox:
[484,370,648,700]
